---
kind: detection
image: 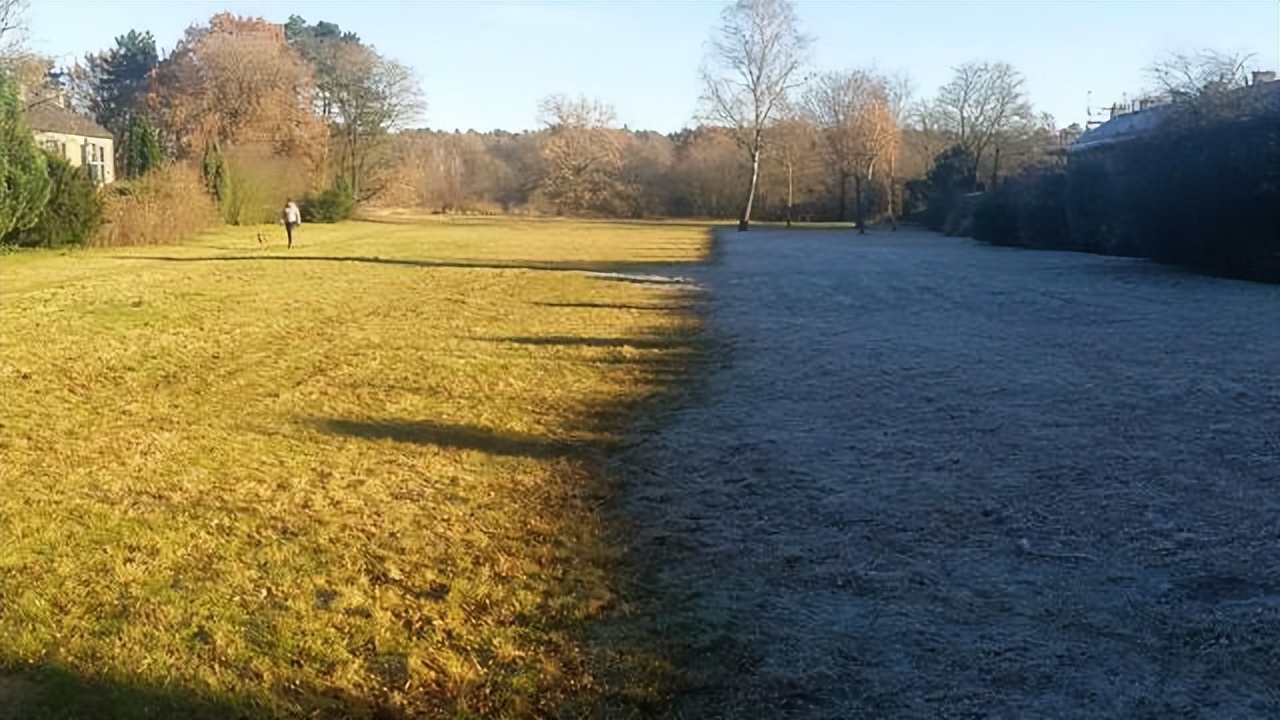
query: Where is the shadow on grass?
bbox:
[532,301,697,311]
[307,417,581,459]
[0,663,414,720]
[481,335,689,350]
[114,254,680,276]
[0,665,248,720]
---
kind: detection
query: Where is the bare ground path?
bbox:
[613,228,1280,719]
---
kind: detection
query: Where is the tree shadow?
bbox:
[0,665,250,720]
[532,301,696,311]
[0,662,414,720]
[306,417,581,459]
[112,255,700,278]
[480,335,689,350]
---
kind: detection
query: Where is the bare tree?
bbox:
[331,49,423,199]
[932,60,1037,184]
[538,93,616,130]
[765,110,816,227]
[1147,49,1256,98]
[906,99,950,173]
[283,17,425,199]
[670,126,750,218]
[0,0,25,60]
[883,71,913,229]
[537,94,625,215]
[700,0,809,231]
[803,69,889,226]
[7,53,55,110]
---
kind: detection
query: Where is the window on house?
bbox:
[85,142,107,184]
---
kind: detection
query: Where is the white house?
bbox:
[23,102,115,185]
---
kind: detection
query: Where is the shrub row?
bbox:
[967,112,1279,283]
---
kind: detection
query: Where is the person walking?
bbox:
[282,199,302,249]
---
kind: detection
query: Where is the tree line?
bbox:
[2,0,1070,246]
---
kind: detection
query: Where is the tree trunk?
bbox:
[990,146,1001,191]
[346,126,359,199]
[739,146,761,231]
[855,172,864,234]
[785,156,794,228]
[889,154,898,231]
[838,171,847,222]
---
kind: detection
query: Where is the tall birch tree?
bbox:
[700,0,809,231]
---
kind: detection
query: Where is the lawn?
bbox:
[0,217,709,719]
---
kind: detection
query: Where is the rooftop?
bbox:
[23,102,113,140]
[1071,75,1280,154]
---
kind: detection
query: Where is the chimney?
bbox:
[1252,71,1277,85]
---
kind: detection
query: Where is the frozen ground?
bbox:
[612,227,1280,719]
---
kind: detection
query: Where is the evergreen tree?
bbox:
[0,71,51,239]
[124,114,161,178]
[8,153,102,248]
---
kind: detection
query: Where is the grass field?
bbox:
[0,217,709,719]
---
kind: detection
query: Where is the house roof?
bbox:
[23,103,113,140]
[1070,105,1172,153]
[1070,78,1280,154]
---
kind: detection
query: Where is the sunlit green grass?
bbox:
[0,217,708,719]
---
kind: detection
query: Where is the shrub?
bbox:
[1012,170,1069,250]
[971,186,1020,246]
[4,153,102,248]
[1065,157,1119,255]
[300,180,356,223]
[1125,115,1278,281]
[1067,110,1279,282]
[202,144,311,226]
[942,192,981,237]
[964,104,1278,283]
[200,142,227,204]
[922,145,977,231]
[0,72,52,239]
[123,116,163,180]
[94,163,219,247]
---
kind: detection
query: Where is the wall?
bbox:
[32,131,116,185]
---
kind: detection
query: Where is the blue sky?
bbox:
[24,1,1280,134]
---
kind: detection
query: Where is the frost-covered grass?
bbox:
[616,227,1280,719]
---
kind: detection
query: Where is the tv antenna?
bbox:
[1084,90,1108,128]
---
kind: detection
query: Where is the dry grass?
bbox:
[0,217,709,719]
[93,164,220,248]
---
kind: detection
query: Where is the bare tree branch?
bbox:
[803,69,896,222]
[933,60,1037,180]
[0,0,27,57]
[537,93,615,130]
[1146,49,1256,98]
[699,0,809,228]
[536,94,624,214]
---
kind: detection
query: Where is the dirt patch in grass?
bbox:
[0,218,709,718]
